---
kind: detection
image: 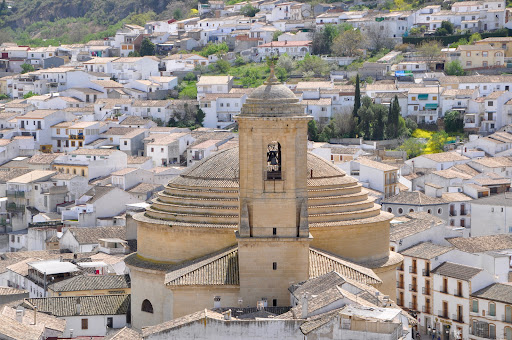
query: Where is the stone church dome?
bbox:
[240,70,304,116]
[136,146,394,266]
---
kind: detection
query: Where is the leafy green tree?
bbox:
[435,27,449,36]
[311,24,342,55]
[196,108,205,126]
[234,56,246,66]
[273,30,283,41]
[277,53,294,73]
[469,33,482,44]
[199,42,229,57]
[386,95,401,139]
[276,66,287,82]
[417,40,441,71]
[183,72,196,82]
[173,8,183,20]
[308,120,319,141]
[449,38,468,48]
[357,96,374,138]
[139,38,155,56]
[297,54,328,75]
[128,51,141,57]
[444,110,464,133]
[215,59,231,73]
[331,29,365,57]
[23,91,36,99]
[440,21,454,35]
[372,104,386,140]
[20,63,34,74]
[445,60,465,76]
[240,4,260,17]
[427,131,450,153]
[399,138,424,159]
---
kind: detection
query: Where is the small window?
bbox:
[387,207,392,213]
[273,299,277,307]
[142,299,154,313]
[81,318,88,330]
[437,208,442,215]
[489,302,496,316]
[272,228,277,235]
[124,141,127,146]
[398,208,403,214]
[273,262,277,270]
[472,299,479,313]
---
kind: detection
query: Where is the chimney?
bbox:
[301,293,308,319]
[15,307,23,323]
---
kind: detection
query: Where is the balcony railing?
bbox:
[422,306,431,314]
[6,190,25,198]
[454,289,463,297]
[438,310,449,319]
[409,266,417,274]
[502,316,512,324]
[409,284,418,292]
[422,287,431,295]
[449,211,457,216]
[69,134,84,140]
[397,282,404,289]
[440,286,448,294]
[409,302,417,310]
[452,314,463,323]
[6,203,25,212]
[422,269,430,277]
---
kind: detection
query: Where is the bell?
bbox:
[270,156,278,166]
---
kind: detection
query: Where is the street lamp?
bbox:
[428,325,432,335]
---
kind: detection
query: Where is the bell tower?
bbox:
[236,66,312,307]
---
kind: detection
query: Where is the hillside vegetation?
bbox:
[0,0,196,46]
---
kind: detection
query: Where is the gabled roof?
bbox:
[419,152,469,163]
[447,235,512,253]
[65,226,125,245]
[381,191,447,206]
[106,327,142,340]
[400,242,453,260]
[471,283,512,305]
[48,274,130,292]
[24,294,130,317]
[431,261,482,281]
[390,212,444,242]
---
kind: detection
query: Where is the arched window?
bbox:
[409,208,414,213]
[505,326,512,340]
[387,207,392,213]
[437,208,442,215]
[141,299,153,313]
[266,141,281,180]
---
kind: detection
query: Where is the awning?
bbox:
[418,94,429,100]
[425,103,438,109]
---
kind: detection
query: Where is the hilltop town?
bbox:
[1,0,512,339]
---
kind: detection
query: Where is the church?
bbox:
[126,68,403,329]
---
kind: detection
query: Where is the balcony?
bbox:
[6,203,25,212]
[454,289,463,298]
[449,211,457,217]
[422,287,431,295]
[439,286,448,294]
[69,134,84,140]
[397,265,404,272]
[397,281,405,289]
[452,314,464,323]
[409,284,418,292]
[6,190,25,198]
[502,316,512,324]
[438,310,449,319]
[409,266,417,274]
[422,306,431,314]
[409,302,418,311]
[422,269,430,277]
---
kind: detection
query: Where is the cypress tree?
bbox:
[353,74,361,120]
[392,95,401,137]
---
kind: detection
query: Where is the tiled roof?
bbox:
[106,327,142,340]
[165,246,239,286]
[471,156,512,168]
[431,262,482,281]
[471,192,512,207]
[66,226,125,245]
[127,156,151,164]
[69,148,117,156]
[128,183,162,194]
[471,283,512,305]
[308,248,382,285]
[432,169,473,180]
[400,242,453,260]
[0,286,27,295]
[103,127,136,136]
[419,152,469,163]
[48,274,130,292]
[447,235,512,253]
[390,212,444,242]
[28,153,61,164]
[142,309,225,337]
[1,306,66,333]
[24,294,130,317]
[0,314,44,340]
[358,158,398,171]
[381,191,447,206]
[289,271,345,299]
[119,116,151,126]
[83,186,117,203]
[441,192,472,202]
